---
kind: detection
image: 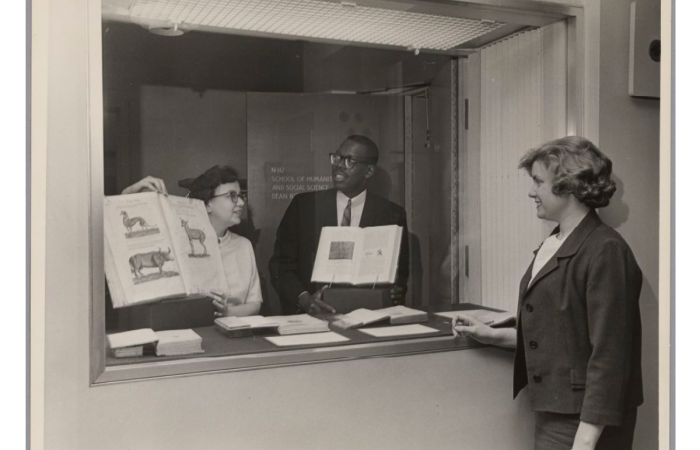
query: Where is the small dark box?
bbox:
[128,296,215,331]
[322,288,392,314]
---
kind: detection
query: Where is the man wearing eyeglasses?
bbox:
[270,135,410,315]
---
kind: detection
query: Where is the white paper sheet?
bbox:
[358,324,439,338]
[264,332,350,347]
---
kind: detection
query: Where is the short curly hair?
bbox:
[188,165,239,204]
[518,136,616,208]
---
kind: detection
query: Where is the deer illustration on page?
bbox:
[181,219,208,257]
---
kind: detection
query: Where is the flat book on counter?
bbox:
[435,309,516,328]
[311,225,403,286]
[327,305,428,330]
[107,328,158,358]
[112,347,145,358]
[215,314,330,337]
[154,329,204,356]
[103,192,229,308]
[106,328,204,357]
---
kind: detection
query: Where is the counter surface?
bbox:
[99,304,510,383]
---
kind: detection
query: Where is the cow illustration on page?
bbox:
[128,247,178,284]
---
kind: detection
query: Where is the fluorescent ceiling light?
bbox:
[127,0,504,50]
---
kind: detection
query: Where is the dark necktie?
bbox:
[341,198,352,226]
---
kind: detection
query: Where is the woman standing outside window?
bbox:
[453,136,643,450]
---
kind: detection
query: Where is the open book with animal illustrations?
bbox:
[103,192,229,308]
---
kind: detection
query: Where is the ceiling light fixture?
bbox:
[147,21,187,36]
[127,0,504,51]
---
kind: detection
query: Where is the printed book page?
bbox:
[104,237,128,308]
[353,225,402,285]
[163,195,230,295]
[103,193,186,306]
[311,225,402,285]
[311,227,362,284]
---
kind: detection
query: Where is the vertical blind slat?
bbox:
[478,25,566,312]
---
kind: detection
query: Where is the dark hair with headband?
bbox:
[188,165,240,204]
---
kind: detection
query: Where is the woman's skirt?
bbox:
[534,408,638,450]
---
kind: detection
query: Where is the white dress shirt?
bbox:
[528,233,568,288]
[336,189,367,227]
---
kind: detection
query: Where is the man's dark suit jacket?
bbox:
[269,188,410,314]
[513,210,644,427]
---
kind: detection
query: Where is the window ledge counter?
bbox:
[99,303,513,384]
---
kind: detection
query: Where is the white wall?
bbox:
[51,350,535,450]
[597,1,660,448]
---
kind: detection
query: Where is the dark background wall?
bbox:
[102,22,305,94]
[102,22,306,196]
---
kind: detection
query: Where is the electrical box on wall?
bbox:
[629,0,661,99]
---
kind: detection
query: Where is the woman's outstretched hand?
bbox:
[452,314,518,349]
[452,315,494,343]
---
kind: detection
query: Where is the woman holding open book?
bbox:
[123,165,262,318]
[451,137,643,450]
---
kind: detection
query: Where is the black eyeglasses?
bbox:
[211,191,247,204]
[329,153,376,169]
